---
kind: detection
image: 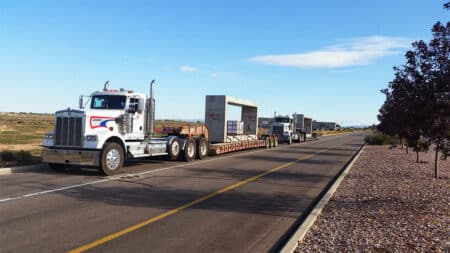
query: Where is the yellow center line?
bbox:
[69,142,347,253]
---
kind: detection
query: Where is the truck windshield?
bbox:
[275,118,290,123]
[91,95,126,109]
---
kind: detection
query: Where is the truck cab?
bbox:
[87,90,147,142]
[271,115,295,144]
[42,86,149,170]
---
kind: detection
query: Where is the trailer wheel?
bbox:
[265,138,271,149]
[273,136,278,147]
[182,138,196,162]
[168,137,181,161]
[196,139,208,159]
[100,142,124,176]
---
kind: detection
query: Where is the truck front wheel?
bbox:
[288,136,292,145]
[273,136,278,147]
[100,142,124,176]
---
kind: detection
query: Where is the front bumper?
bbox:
[41,147,101,166]
[277,135,291,142]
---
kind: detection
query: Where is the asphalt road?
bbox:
[0,133,365,253]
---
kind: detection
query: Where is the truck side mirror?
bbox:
[137,99,145,113]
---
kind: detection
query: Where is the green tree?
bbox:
[378,4,449,178]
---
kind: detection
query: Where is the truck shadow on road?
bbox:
[237,153,340,164]
[53,177,325,219]
[269,149,357,157]
[287,144,362,152]
[48,155,342,218]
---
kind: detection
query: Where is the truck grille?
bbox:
[272,125,284,135]
[55,117,83,147]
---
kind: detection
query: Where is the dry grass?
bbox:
[314,129,354,136]
[0,113,52,166]
[0,113,54,150]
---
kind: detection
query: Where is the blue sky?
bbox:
[0,1,448,126]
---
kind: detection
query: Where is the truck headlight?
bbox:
[45,133,54,139]
[85,135,98,141]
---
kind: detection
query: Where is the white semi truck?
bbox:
[270,115,302,144]
[42,81,277,175]
[270,114,315,144]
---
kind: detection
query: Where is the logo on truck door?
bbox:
[90,116,115,129]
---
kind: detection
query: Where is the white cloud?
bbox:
[179,65,198,73]
[249,36,411,68]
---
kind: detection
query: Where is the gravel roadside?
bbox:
[296,145,449,253]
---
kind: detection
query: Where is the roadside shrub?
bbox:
[365,133,395,145]
[15,150,32,164]
[0,150,33,165]
[0,151,15,162]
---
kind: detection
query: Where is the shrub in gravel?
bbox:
[365,134,395,145]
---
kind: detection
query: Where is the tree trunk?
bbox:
[434,147,439,179]
[416,151,419,163]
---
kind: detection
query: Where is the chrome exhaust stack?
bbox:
[103,80,110,91]
[146,80,156,138]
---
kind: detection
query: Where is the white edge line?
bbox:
[0,179,110,203]
[0,134,350,203]
[280,144,366,253]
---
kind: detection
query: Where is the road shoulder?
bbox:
[280,144,365,253]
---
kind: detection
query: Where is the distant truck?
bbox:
[42,81,277,175]
[270,115,301,144]
[293,114,314,140]
[269,114,315,144]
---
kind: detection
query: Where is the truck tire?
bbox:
[168,137,181,161]
[269,137,274,148]
[100,142,124,176]
[273,136,278,147]
[288,136,292,145]
[196,138,208,160]
[265,138,271,149]
[182,138,196,162]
